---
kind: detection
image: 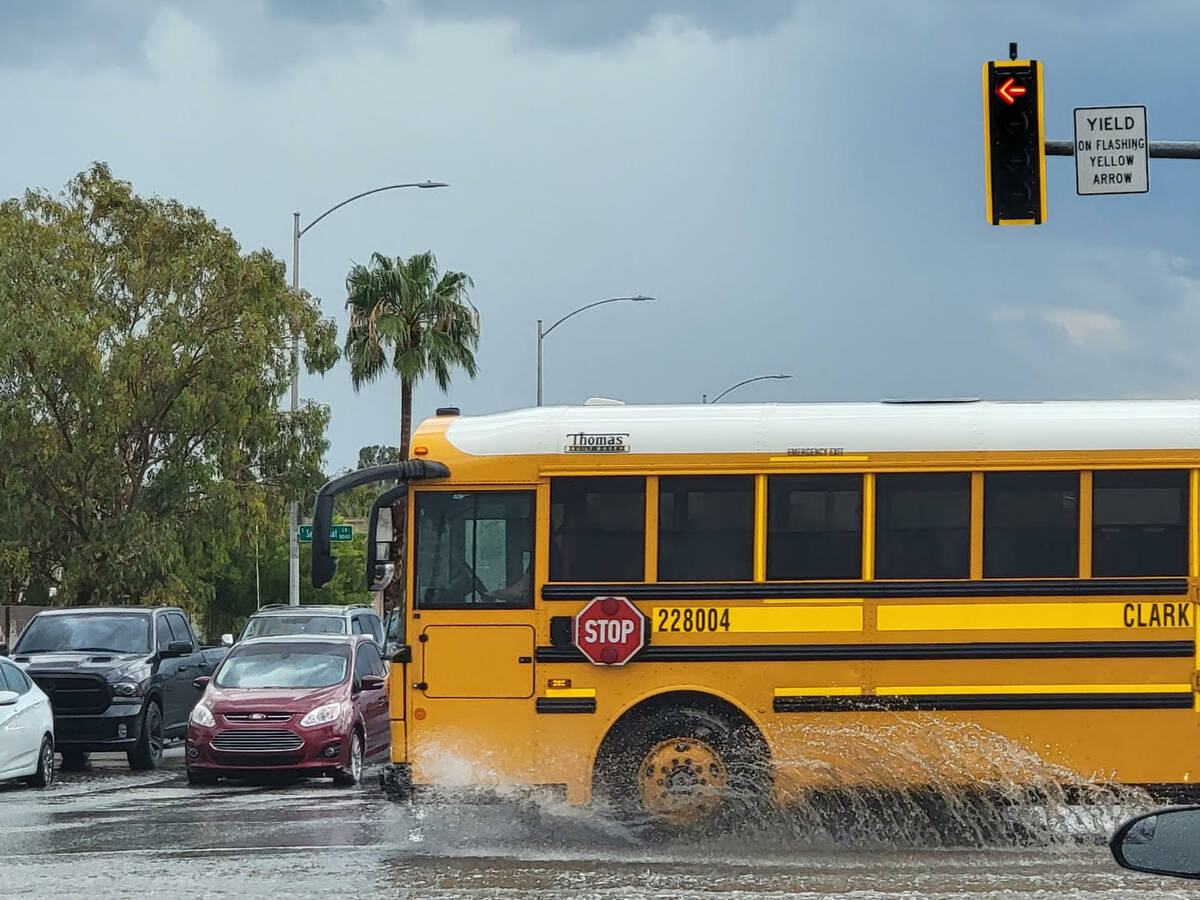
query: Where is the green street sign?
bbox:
[298,525,353,543]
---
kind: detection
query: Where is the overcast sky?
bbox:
[5,0,1200,471]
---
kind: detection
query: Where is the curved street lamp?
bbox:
[288,180,449,606]
[536,295,654,406]
[705,374,793,404]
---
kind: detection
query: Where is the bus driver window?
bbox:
[414,491,534,609]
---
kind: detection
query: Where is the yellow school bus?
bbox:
[311,399,1200,828]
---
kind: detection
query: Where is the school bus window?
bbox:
[875,473,970,579]
[984,472,1079,578]
[413,491,534,608]
[658,476,753,582]
[766,475,862,580]
[1093,470,1188,577]
[550,477,645,582]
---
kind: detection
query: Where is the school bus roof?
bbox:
[413,399,1200,457]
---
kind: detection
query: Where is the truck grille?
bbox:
[222,712,293,723]
[210,729,304,753]
[30,674,110,714]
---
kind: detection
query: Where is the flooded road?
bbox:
[0,750,1192,898]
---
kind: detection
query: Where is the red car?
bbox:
[185,634,389,786]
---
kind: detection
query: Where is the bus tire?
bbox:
[596,704,768,834]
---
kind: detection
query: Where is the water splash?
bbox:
[740,717,1153,848]
[404,719,1154,850]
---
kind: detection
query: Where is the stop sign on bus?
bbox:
[572,596,646,666]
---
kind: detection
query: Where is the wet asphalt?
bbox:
[0,749,1196,899]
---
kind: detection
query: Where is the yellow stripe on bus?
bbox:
[652,605,863,634]
[775,686,862,697]
[877,601,1192,631]
[545,688,596,698]
[768,455,870,462]
[876,683,1191,697]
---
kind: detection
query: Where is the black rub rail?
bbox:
[774,692,1194,713]
[540,578,1188,602]
[535,640,1195,665]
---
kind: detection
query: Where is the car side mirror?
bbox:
[160,640,192,659]
[367,486,406,592]
[0,643,8,657]
[0,690,18,706]
[1112,805,1200,879]
[193,675,211,691]
[359,674,386,692]
[220,633,234,647]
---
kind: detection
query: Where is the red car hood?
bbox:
[204,683,346,713]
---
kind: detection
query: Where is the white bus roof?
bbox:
[438,400,1200,456]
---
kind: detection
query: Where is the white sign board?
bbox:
[1073,106,1149,195]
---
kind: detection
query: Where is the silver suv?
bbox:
[226,605,385,651]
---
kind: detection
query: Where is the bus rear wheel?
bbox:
[597,705,767,833]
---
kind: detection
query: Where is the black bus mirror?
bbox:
[367,485,407,592]
[311,490,338,588]
[310,461,448,589]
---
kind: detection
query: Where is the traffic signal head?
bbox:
[983,59,1046,225]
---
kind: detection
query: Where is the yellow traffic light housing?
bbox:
[983,59,1046,225]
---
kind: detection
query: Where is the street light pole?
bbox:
[290,212,301,607]
[288,180,448,607]
[535,295,654,406]
[536,319,544,407]
[707,374,793,404]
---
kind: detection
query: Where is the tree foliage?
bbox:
[335,445,402,518]
[203,499,369,641]
[0,164,339,611]
[343,251,478,458]
[357,444,400,469]
[343,252,478,613]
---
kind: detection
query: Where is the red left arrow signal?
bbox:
[996,77,1027,104]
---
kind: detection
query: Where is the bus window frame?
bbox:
[410,486,537,611]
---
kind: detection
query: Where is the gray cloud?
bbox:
[404,0,803,49]
[0,0,802,73]
[0,0,157,68]
[6,2,1200,469]
[263,0,385,24]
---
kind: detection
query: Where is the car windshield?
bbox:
[240,614,346,640]
[214,643,349,689]
[14,614,151,655]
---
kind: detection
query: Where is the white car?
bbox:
[0,657,54,788]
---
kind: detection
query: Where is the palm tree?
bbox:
[344,251,479,459]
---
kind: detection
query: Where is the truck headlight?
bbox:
[110,682,143,702]
[299,702,343,728]
[190,704,215,728]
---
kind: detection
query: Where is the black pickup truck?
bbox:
[5,606,227,770]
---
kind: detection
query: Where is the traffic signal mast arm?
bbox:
[1045,140,1200,159]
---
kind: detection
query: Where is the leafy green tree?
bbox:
[335,445,401,518]
[343,252,477,612]
[357,445,400,469]
[0,164,339,613]
[343,251,478,458]
[204,503,369,640]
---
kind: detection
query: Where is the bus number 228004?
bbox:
[655,607,732,633]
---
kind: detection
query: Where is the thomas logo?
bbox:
[564,432,630,453]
